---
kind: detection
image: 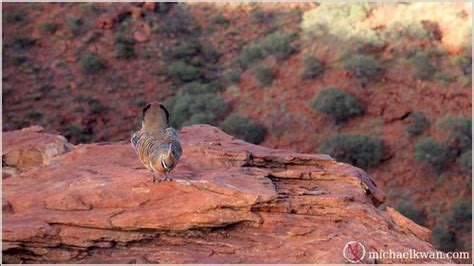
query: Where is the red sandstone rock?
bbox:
[2,126,72,172]
[2,125,452,263]
[143,2,156,11]
[130,6,142,18]
[95,6,132,29]
[133,22,151,43]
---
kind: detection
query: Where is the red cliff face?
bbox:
[2,125,451,263]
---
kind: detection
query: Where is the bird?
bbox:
[131,102,182,182]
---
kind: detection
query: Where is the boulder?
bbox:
[2,126,72,173]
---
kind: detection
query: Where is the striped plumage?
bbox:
[131,102,182,182]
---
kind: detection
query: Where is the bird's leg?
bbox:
[163,171,169,181]
[166,171,174,181]
[151,170,156,183]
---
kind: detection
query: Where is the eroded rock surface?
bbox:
[2,125,452,263]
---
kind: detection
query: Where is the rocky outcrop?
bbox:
[2,125,452,263]
[2,126,72,175]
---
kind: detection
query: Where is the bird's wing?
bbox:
[130,131,140,154]
[164,127,182,161]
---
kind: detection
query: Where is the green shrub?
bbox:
[404,21,435,41]
[168,41,219,65]
[212,15,230,25]
[114,35,135,59]
[319,133,383,169]
[167,61,200,82]
[13,36,35,49]
[458,150,472,176]
[223,68,242,85]
[449,198,472,232]
[39,22,58,33]
[182,113,217,126]
[301,4,382,51]
[431,225,457,252]
[382,21,435,46]
[237,31,295,68]
[66,16,82,37]
[253,65,274,86]
[12,55,27,65]
[342,54,381,83]
[179,82,216,95]
[414,138,452,173]
[438,117,472,154]
[169,42,201,60]
[5,10,25,23]
[300,55,324,79]
[261,31,295,61]
[87,99,107,115]
[164,41,219,84]
[412,51,436,81]
[310,87,363,123]
[250,8,267,24]
[199,44,220,64]
[79,53,104,74]
[27,111,43,120]
[396,203,426,226]
[158,6,199,36]
[80,3,105,14]
[454,56,472,76]
[164,84,228,128]
[219,114,265,144]
[405,112,430,137]
[237,43,265,68]
[67,124,92,143]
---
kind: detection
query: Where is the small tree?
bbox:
[310,87,363,123]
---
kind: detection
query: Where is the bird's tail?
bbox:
[142,102,169,136]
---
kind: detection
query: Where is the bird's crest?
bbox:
[142,102,169,135]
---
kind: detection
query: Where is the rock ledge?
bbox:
[2,125,449,263]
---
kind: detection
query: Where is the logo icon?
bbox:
[343,241,366,263]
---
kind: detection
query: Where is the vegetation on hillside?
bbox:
[310,87,363,123]
[319,133,383,169]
